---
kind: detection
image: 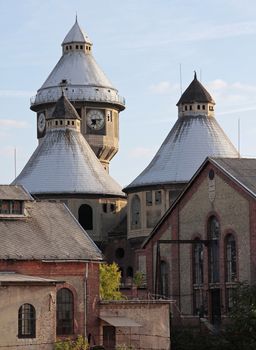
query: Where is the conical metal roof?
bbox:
[62,18,92,44]
[125,115,239,190]
[31,20,125,109]
[13,96,125,197]
[176,72,215,105]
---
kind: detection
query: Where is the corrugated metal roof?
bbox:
[125,115,239,190]
[62,19,92,45]
[0,272,61,284]
[13,128,125,197]
[0,185,33,200]
[0,200,102,261]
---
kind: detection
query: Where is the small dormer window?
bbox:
[0,200,23,215]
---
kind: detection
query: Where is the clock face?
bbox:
[38,113,46,133]
[86,109,105,130]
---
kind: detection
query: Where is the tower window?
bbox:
[69,45,72,49]
[76,45,79,49]
[131,195,141,229]
[190,105,192,110]
[72,121,74,125]
[89,46,91,51]
[66,46,69,50]
[155,191,162,205]
[86,46,88,50]
[202,105,206,110]
[146,191,152,206]
[185,105,188,111]
[110,203,116,212]
[55,121,58,126]
[80,45,83,49]
[67,120,70,125]
[79,204,93,230]
[60,120,63,125]
[197,105,200,110]
[102,203,107,213]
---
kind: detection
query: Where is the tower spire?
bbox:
[194,71,197,80]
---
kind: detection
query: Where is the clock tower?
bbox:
[31,18,125,172]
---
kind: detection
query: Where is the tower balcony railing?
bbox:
[30,86,125,107]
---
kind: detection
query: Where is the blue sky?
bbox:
[1,0,256,186]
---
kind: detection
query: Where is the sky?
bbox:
[1,0,256,187]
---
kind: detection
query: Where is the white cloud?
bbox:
[0,119,29,128]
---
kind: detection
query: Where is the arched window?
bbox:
[193,239,204,285]
[208,216,220,283]
[79,204,93,230]
[18,304,36,338]
[57,288,74,335]
[160,261,169,297]
[225,234,237,282]
[131,195,141,229]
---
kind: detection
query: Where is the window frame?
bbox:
[56,288,74,336]
[18,303,36,339]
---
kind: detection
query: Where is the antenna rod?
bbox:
[14,147,17,178]
[179,64,183,96]
[238,118,240,157]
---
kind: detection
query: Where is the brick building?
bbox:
[0,184,103,349]
[138,157,256,328]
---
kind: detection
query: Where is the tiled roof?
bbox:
[125,115,239,190]
[211,157,256,197]
[0,200,102,261]
[0,185,33,200]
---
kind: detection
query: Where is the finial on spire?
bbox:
[194,71,197,80]
[75,12,78,23]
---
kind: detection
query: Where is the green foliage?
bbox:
[116,344,134,350]
[224,283,256,349]
[99,263,124,300]
[133,271,144,288]
[54,335,89,350]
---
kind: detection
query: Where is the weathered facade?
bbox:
[0,185,103,347]
[139,158,256,327]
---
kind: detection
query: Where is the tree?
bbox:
[224,283,256,349]
[99,263,125,300]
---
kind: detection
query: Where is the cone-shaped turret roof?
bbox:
[176,72,215,105]
[51,93,80,119]
[31,19,125,109]
[62,17,92,44]
[125,75,239,191]
[13,96,125,197]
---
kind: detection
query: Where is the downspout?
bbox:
[84,262,89,338]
